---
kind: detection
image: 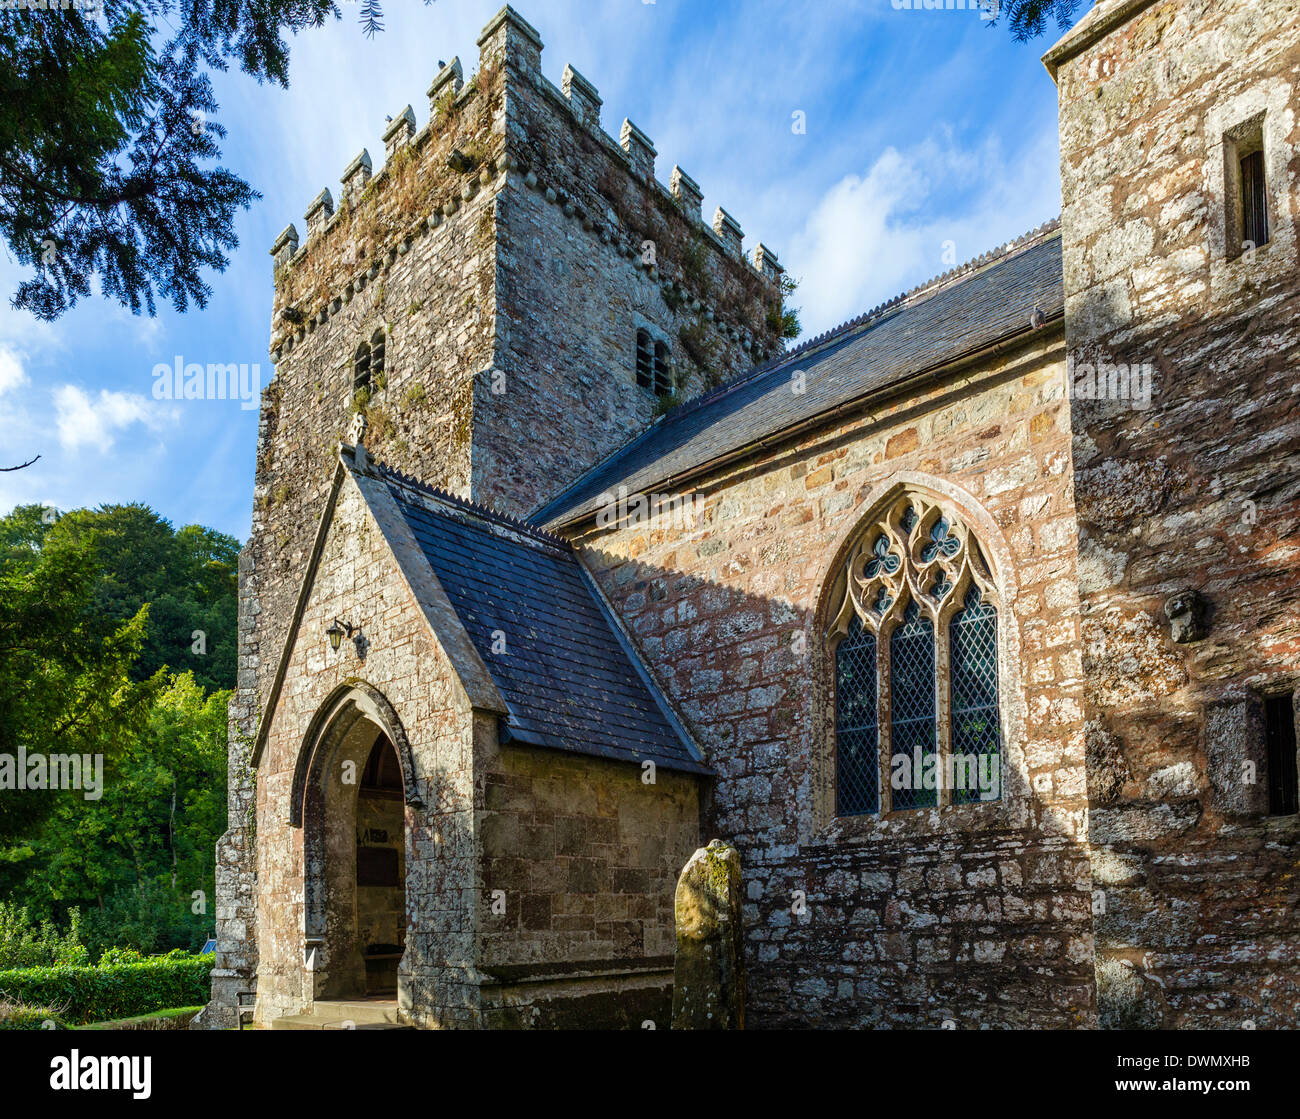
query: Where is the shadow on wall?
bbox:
[1066,283,1300,1030]
[578,546,1098,1030]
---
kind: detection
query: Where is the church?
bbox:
[204,0,1300,1029]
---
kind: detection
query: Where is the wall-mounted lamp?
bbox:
[327,618,356,654]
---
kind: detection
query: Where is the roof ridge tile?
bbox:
[372,458,574,550]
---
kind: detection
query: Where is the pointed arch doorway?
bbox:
[293,684,421,1004]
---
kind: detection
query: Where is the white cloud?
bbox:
[0,347,28,395]
[53,385,173,453]
[785,127,1062,338]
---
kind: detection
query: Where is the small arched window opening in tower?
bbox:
[635,329,653,390]
[353,341,372,392]
[653,340,671,396]
[370,329,386,384]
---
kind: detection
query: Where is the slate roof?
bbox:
[534,223,1064,528]
[381,470,711,776]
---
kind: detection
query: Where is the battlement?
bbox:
[269,5,783,364]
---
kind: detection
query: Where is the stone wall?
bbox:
[484,6,784,513]
[1048,0,1300,1027]
[217,4,783,1022]
[476,741,702,1027]
[569,287,1097,1027]
[213,53,504,1022]
[251,472,480,1028]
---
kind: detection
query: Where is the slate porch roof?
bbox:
[533,222,1064,529]
[379,467,711,776]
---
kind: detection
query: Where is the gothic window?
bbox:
[827,494,1002,816]
[636,329,653,390]
[353,341,372,392]
[834,621,878,816]
[653,340,671,396]
[370,329,386,380]
[949,587,1001,807]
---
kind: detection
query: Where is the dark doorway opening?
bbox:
[356,734,407,995]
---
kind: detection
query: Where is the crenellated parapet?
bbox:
[340,149,372,209]
[560,63,600,129]
[268,5,786,368]
[476,3,542,75]
[619,118,656,182]
[382,105,417,162]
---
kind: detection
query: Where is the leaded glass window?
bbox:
[835,620,878,815]
[826,494,1003,816]
[949,586,1000,806]
[890,601,936,811]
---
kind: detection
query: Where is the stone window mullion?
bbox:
[878,623,893,815]
[935,618,953,810]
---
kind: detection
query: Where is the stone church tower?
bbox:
[208,7,784,1026]
[207,1,1299,1029]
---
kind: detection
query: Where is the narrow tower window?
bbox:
[635,329,652,390]
[1240,146,1269,250]
[353,341,372,392]
[653,340,671,396]
[1265,693,1298,817]
[370,329,386,381]
[1225,116,1269,258]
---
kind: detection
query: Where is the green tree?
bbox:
[993,0,1084,41]
[0,1,432,320]
[5,504,238,693]
[0,509,159,845]
[34,675,228,955]
[4,674,229,956]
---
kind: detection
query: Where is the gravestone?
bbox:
[671,839,745,1029]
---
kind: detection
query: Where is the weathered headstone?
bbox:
[671,838,745,1029]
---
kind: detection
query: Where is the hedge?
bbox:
[0,955,212,1027]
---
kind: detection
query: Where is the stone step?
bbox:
[312,999,402,1023]
[270,999,406,1029]
[270,1014,410,1030]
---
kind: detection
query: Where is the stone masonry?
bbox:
[1046,0,1300,1028]
[210,2,1300,1029]
[211,6,782,1027]
[565,258,1095,1028]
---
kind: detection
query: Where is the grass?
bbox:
[75,1005,203,1031]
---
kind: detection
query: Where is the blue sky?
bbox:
[0,0,1080,543]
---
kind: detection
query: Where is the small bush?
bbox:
[0,955,212,1026]
[0,902,89,970]
[96,946,145,967]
